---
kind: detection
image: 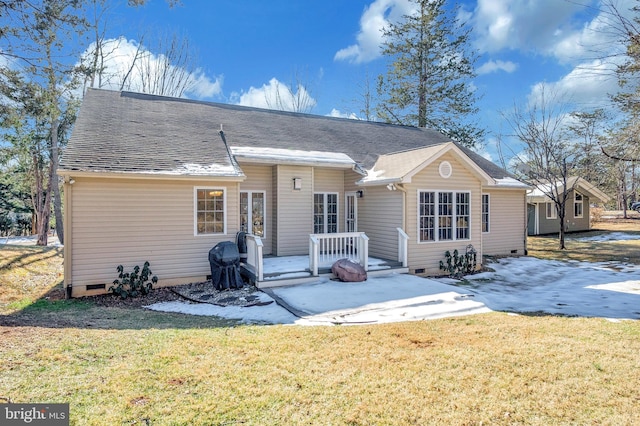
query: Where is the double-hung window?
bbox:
[314,193,338,234]
[574,192,583,218]
[195,188,226,235]
[418,190,471,242]
[546,202,557,219]
[240,191,265,237]
[481,194,490,233]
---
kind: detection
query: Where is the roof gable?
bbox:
[358,142,494,186]
[528,177,611,203]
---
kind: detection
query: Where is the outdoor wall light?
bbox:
[356,190,364,198]
[68,178,75,185]
[293,177,302,190]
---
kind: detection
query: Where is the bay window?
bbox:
[419,190,471,242]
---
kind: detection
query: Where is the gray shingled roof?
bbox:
[60,89,514,180]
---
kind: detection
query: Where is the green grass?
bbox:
[2,221,640,425]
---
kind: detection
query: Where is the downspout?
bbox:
[395,183,407,233]
[62,176,73,298]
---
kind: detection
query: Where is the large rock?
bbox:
[331,258,367,282]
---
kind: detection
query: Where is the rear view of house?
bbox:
[59,89,528,297]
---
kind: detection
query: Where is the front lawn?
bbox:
[1,219,640,425]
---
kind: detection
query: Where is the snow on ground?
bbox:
[460,257,640,320]
[1,235,62,247]
[146,274,491,325]
[146,255,640,325]
[569,232,640,243]
[6,230,638,325]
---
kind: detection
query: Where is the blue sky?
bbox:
[90,0,634,164]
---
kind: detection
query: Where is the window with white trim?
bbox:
[546,202,557,219]
[240,191,265,237]
[456,193,470,239]
[418,191,471,242]
[195,188,225,235]
[574,192,584,218]
[314,193,338,234]
[481,194,490,233]
[419,192,436,241]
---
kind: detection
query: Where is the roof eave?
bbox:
[57,169,247,181]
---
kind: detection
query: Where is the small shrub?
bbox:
[439,245,477,278]
[590,206,603,223]
[109,261,158,299]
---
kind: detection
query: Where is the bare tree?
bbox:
[503,86,581,249]
[128,33,197,97]
[264,68,316,113]
[84,29,199,98]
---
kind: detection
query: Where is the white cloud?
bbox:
[334,0,413,63]
[80,37,223,99]
[188,69,223,98]
[327,108,359,119]
[470,0,586,55]
[477,59,517,75]
[528,58,619,109]
[234,78,317,112]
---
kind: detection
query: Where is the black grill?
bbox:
[209,241,244,290]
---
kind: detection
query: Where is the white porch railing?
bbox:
[245,234,264,282]
[309,232,369,276]
[397,227,409,267]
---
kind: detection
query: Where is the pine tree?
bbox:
[376,0,483,147]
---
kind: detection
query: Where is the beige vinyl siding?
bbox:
[482,189,527,255]
[357,185,403,260]
[69,177,239,296]
[344,170,361,193]
[404,153,483,275]
[274,165,313,255]
[238,163,273,255]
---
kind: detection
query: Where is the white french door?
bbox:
[345,192,357,232]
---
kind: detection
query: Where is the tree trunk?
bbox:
[51,118,64,245]
[33,153,52,246]
[557,206,566,250]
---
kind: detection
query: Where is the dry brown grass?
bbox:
[0,245,64,314]
[528,217,640,264]
[2,315,640,425]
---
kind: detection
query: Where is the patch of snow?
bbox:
[493,177,530,188]
[358,166,388,184]
[1,235,62,247]
[231,146,355,166]
[145,255,640,325]
[570,232,640,243]
[461,256,640,319]
[136,163,241,176]
[145,291,300,325]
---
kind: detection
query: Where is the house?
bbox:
[58,89,529,297]
[526,177,611,236]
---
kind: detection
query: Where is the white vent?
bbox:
[439,161,452,178]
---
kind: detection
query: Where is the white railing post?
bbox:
[309,235,319,276]
[246,234,264,282]
[309,232,369,272]
[397,227,409,267]
[359,233,369,271]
